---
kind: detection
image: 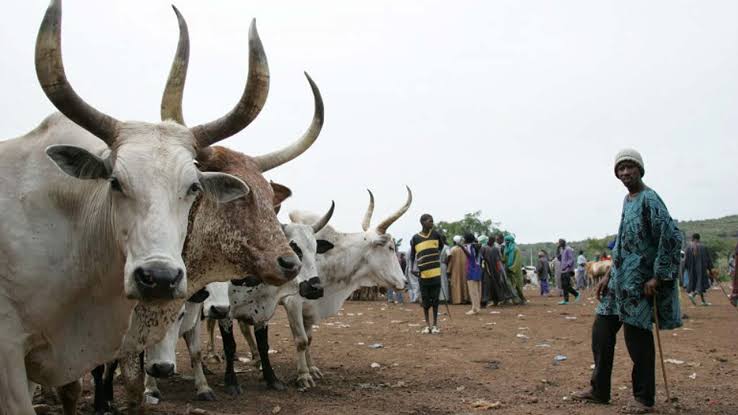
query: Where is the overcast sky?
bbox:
[2,1,736,245]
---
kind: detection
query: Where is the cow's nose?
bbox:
[209,305,230,320]
[299,277,324,300]
[134,262,184,299]
[277,254,301,280]
[146,363,175,378]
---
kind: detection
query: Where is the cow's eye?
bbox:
[109,177,122,192]
[290,241,303,260]
[188,182,202,195]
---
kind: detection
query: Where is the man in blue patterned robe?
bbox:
[573,149,682,414]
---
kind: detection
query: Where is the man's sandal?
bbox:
[620,401,654,414]
[571,390,609,404]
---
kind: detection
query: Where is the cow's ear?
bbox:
[46,145,110,180]
[316,239,334,254]
[200,172,250,203]
[271,181,292,207]
[187,288,210,303]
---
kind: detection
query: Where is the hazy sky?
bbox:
[2,1,736,245]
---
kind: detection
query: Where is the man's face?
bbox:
[421,216,434,229]
[558,239,565,248]
[616,161,641,187]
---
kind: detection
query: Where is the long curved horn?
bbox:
[35,0,120,145]
[254,72,323,172]
[312,201,335,234]
[361,189,374,232]
[190,19,269,148]
[376,186,413,235]
[160,5,189,124]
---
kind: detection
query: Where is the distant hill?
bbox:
[518,215,738,270]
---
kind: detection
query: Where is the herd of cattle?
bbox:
[0,2,410,414]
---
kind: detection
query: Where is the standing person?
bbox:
[447,235,470,305]
[439,240,451,304]
[387,253,406,304]
[462,233,483,315]
[537,250,551,296]
[495,233,518,304]
[730,243,737,307]
[684,233,714,306]
[502,234,526,304]
[557,239,580,305]
[576,250,588,290]
[478,235,491,307]
[409,214,444,334]
[481,236,513,305]
[573,149,682,413]
[405,246,420,303]
[553,252,562,296]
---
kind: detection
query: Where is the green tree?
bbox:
[436,211,500,241]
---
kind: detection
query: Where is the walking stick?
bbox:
[652,297,671,402]
[444,300,452,320]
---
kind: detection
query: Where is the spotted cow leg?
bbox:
[183,318,215,401]
[56,379,81,415]
[92,361,117,415]
[204,319,220,366]
[284,302,313,390]
[219,319,241,396]
[254,323,286,391]
[91,365,107,414]
[103,360,118,411]
[303,317,322,380]
[237,320,260,367]
[119,352,145,415]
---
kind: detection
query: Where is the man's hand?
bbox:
[643,277,658,297]
[595,276,609,301]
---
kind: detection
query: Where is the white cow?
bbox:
[142,282,230,402]
[220,203,335,394]
[284,188,411,389]
[0,1,276,413]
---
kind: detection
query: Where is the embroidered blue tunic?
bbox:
[596,188,683,331]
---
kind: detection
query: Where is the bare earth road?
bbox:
[38,286,737,414]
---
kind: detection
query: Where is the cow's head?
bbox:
[159,8,325,288]
[36,1,267,300]
[144,303,189,378]
[291,188,411,291]
[230,202,335,324]
[202,282,230,320]
[355,188,411,289]
[144,281,227,378]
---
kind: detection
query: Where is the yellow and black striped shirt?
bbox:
[411,230,443,280]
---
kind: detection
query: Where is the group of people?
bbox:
[393,230,594,317]
[398,149,689,414]
[398,218,533,333]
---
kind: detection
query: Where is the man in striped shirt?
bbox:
[410,214,445,334]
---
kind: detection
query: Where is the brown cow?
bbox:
[586,260,612,287]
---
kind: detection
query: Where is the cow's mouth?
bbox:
[299,277,324,300]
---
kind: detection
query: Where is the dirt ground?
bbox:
[41,286,737,415]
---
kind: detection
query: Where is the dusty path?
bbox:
[46,287,737,414]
